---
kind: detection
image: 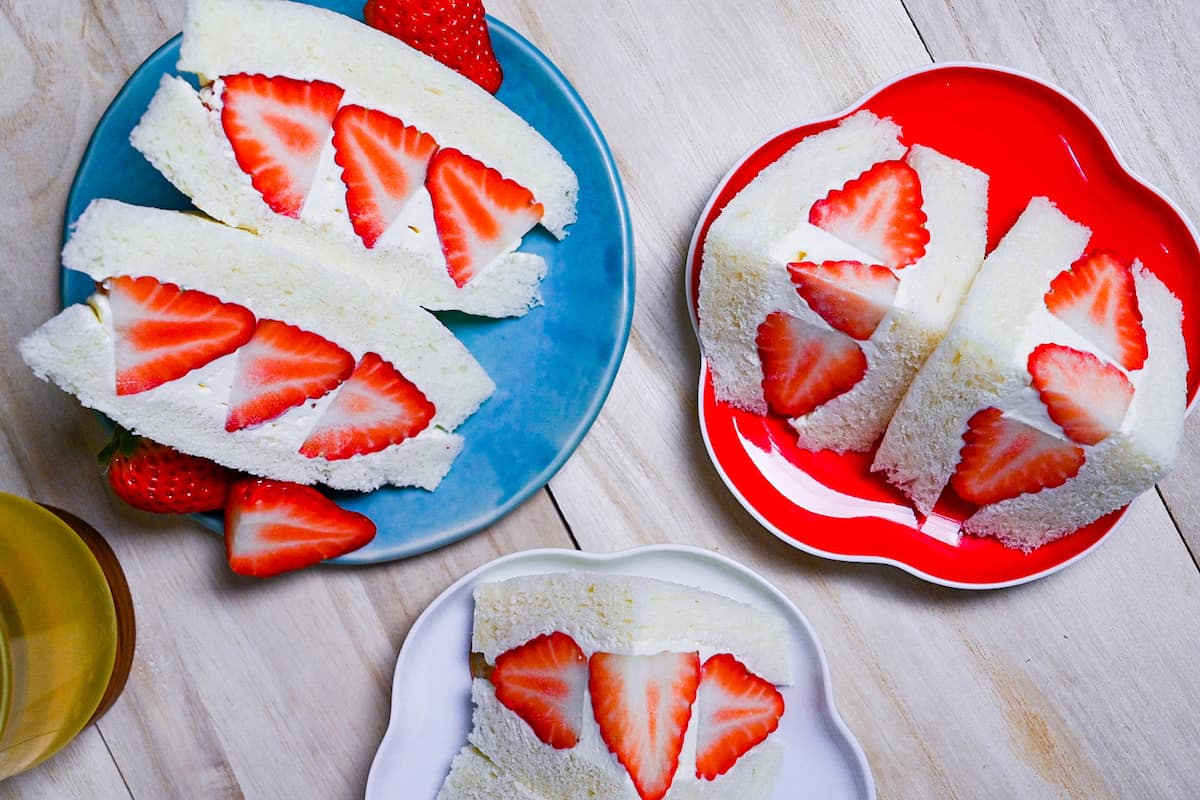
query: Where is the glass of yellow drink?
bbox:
[0,492,134,780]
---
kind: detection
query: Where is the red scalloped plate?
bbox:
[685,63,1200,589]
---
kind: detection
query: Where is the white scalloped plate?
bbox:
[364,545,874,800]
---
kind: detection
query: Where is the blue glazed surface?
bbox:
[62,2,634,563]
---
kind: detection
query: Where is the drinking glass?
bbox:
[0,492,133,780]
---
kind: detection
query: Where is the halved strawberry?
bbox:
[225,320,356,432]
[694,654,785,780]
[756,311,867,417]
[491,632,587,750]
[950,407,1085,506]
[788,260,899,340]
[224,478,376,578]
[221,74,345,217]
[108,275,256,395]
[1044,250,1148,371]
[808,159,928,269]
[426,148,544,287]
[589,652,701,800]
[1028,343,1133,445]
[298,352,435,460]
[332,104,439,249]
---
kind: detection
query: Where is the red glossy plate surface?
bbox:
[686,63,1200,589]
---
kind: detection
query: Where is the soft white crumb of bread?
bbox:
[61,199,494,431]
[471,572,792,685]
[435,747,545,800]
[963,266,1187,549]
[177,0,577,238]
[698,111,905,415]
[131,75,548,318]
[19,305,461,491]
[790,145,990,451]
[872,197,1092,513]
[466,678,783,800]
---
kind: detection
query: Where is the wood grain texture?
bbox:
[2,0,1199,798]
[902,0,1200,567]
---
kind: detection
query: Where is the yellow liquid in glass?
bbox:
[0,493,117,779]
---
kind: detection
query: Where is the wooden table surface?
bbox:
[3,0,1200,797]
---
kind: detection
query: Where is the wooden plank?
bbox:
[0,727,132,800]
[537,0,1200,797]
[901,0,1200,559]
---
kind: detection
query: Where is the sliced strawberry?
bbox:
[426,148,544,287]
[108,275,256,395]
[1028,343,1133,445]
[332,104,439,249]
[298,352,435,460]
[589,652,700,800]
[221,74,345,217]
[1044,250,1148,371]
[756,311,867,417]
[808,159,928,269]
[225,320,355,432]
[363,0,503,93]
[224,478,376,578]
[694,654,785,781]
[950,407,1085,506]
[788,260,899,340]
[491,632,587,750]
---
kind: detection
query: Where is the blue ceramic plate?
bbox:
[63,1,634,563]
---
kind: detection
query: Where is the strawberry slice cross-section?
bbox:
[108,275,256,396]
[332,104,439,249]
[694,653,785,781]
[589,651,701,800]
[427,148,544,287]
[225,319,356,432]
[808,159,929,270]
[1044,250,1148,371]
[788,259,899,340]
[224,478,376,577]
[491,632,588,750]
[756,311,868,418]
[221,73,345,218]
[1028,343,1134,446]
[950,407,1086,506]
[298,352,436,461]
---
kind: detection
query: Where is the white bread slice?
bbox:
[465,678,783,800]
[436,747,544,800]
[132,75,549,318]
[20,199,496,491]
[698,112,989,452]
[178,0,575,237]
[964,267,1186,549]
[698,111,905,416]
[471,573,792,685]
[873,197,1092,514]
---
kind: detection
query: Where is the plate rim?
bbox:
[364,543,877,800]
[60,12,636,565]
[682,60,1200,590]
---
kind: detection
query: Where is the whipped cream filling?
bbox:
[995,304,1138,440]
[200,79,524,279]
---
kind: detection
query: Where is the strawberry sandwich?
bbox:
[437,572,792,800]
[20,200,494,492]
[698,111,989,452]
[874,198,1188,550]
[131,0,579,318]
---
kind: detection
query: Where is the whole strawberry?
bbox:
[100,428,234,514]
[364,0,503,93]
